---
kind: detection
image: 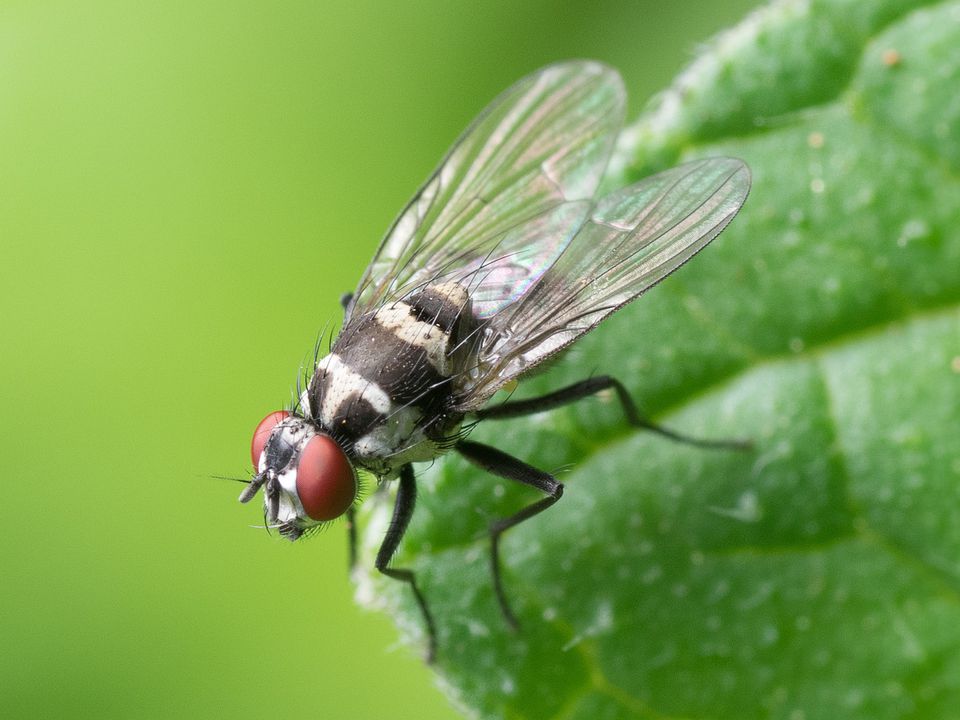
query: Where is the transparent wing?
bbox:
[457,157,752,408]
[348,61,625,320]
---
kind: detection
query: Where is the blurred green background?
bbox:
[0,1,758,717]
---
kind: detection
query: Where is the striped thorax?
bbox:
[306,281,476,478]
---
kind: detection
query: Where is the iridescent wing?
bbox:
[455,157,751,408]
[347,61,625,320]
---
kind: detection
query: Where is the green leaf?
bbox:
[356,1,960,717]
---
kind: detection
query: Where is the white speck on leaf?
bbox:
[710,580,731,603]
[738,580,775,610]
[761,624,780,646]
[709,490,762,523]
[843,688,865,708]
[896,218,930,247]
[751,439,794,477]
[648,641,678,668]
[466,620,490,637]
[561,599,614,651]
[893,614,925,660]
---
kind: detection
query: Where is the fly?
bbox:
[239,61,751,661]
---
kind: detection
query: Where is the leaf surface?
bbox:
[357,2,960,717]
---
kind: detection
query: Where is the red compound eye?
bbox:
[295,435,357,521]
[251,410,291,468]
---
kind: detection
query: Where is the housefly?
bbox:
[240,61,751,661]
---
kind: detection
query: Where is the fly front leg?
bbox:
[477,374,749,450]
[455,440,563,630]
[375,463,437,662]
[345,506,357,570]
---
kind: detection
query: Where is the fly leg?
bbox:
[477,375,749,450]
[375,463,437,662]
[346,506,357,570]
[455,440,562,630]
[340,291,354,314]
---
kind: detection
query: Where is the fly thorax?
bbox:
[305,282,476,474]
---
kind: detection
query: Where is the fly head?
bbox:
[241,411,358,540]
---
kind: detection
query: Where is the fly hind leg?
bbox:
[476,374,749,450]
[455,440,562,629]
